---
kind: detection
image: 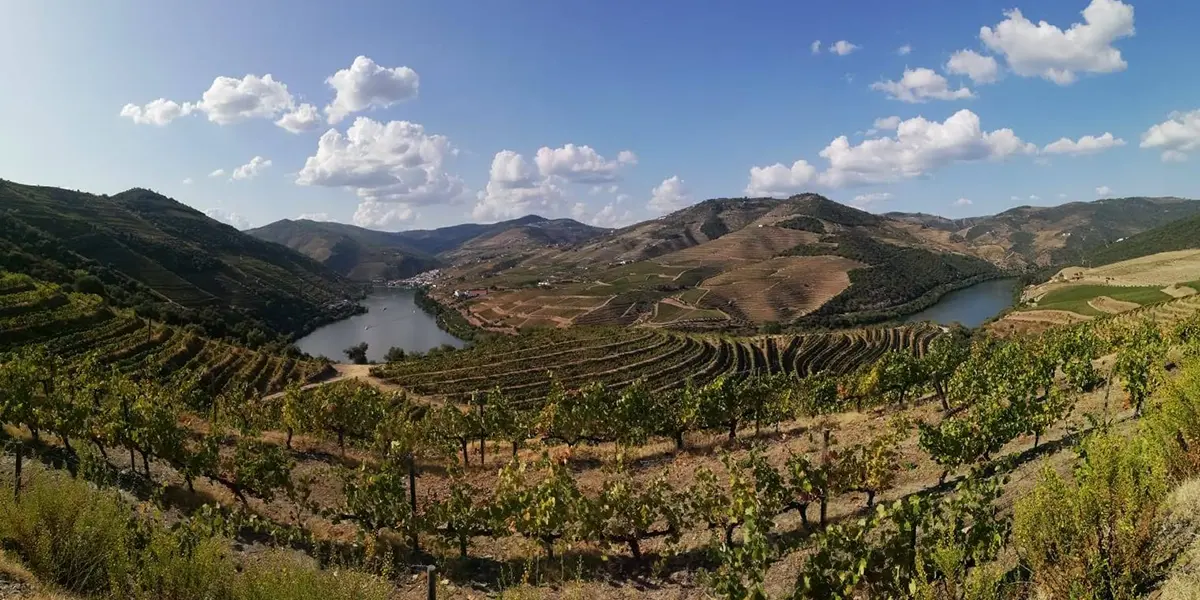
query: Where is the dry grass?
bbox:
[658,226,817,267]
[1089,296,1141,314]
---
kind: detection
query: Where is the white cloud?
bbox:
[1042,132,1126,155]
[534,144,635,183]
[1058,193,1069,199]
[615,193,631,204]
[649,176,691,214]
[945,49,1000,84]
[1095,185,1113,196]
[298,212,331,221]
[1029,194,1041,201]
[325,56,420,124]
[871,68,974,103]
[865,116,901,136]
[1141,110,1200,162]
[182,178,194,185]
[590,203,636,228]
[354,200,414,229]
[473,150,568,221]
[208,169,226,178]
[897,44,912,56]
[815,109,1035,187]
[231,156,272,180]
[1010,195,1021,201]
[811,40,821,54]
[204,208,250,229]
[953,198,973,206]
[119,99,195,126]
[979,0,1135,85]
[296,118,465,213]
[275,103,322,133]
[196,74,294,124]
[746,160,818,197]
[850,192,892,207]
[829,40,859,56]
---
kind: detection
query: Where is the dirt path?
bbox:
[262,363,429,402]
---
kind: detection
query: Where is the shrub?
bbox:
[234,552,394,600]
[1013,433,1179,599]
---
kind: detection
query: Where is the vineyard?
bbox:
[9,260,1200,598]
[372,323,942,401]
[0,272,333,397]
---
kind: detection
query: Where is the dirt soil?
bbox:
[1089,296,1141,314]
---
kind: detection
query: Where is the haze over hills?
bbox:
[0,179,359,343]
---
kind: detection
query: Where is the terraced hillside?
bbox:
[0,272,333,396]
[374,323,940,402]
[0,179,360,342]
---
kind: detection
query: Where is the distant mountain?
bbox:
[247,215,609,280]
[0,179,358,342]
[887,196,1200,267]
[1081,210,1200,266]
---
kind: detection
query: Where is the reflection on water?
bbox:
[903,278,1018,328]
[295,288,464,362]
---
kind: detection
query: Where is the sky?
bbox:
[4,0,1200,231]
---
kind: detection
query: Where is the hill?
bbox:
[887,196,1200,267]
[0,179,360,343]
[0,271,333,396]
[449,194,1002,330]
[1081,211,1200,267]
[247,215,608,280]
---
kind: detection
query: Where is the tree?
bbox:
[587,469,685,561]
[922,328,971,410]
[492,455,584,558]
[652,380,703,451]
[1114,319,1166,416]
[383,346,407,363]
[344,342,369,365]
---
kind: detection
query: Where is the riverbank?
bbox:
[412,287,481,341]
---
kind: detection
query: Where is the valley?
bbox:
[6,178,1200,600]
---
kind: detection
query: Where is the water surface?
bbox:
[296,288,465,362]
[903,278,1018,328]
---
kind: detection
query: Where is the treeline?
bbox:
[413,287,480,341]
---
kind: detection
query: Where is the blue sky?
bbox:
[3,0,1200,230]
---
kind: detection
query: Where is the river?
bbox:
[295,288,465,362]
[903,278,1019,328]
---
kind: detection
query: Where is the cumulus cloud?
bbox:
[231,156,272,180]
[649,176,691,214]
[1042,132,1126,155]
[850,192,892,208]
[1096,185,1114,196]
[871,68,974,103]
[811,40,821,54]
[815,109,1035,187]
[473,150,568,221]
[1141,110,1200,162]
[123,73,313,132]
[196,74,294,124]
[535,144,636,184]
[866,116,901,135]
[945,49,1000,84]
[979,0,1135,85]
[182,178,194,185]
[897,44,912,56]
[296,118,466,220]
[953,198,973,206]
[204,208,250,229]
[325,56,420,124]
[1029,194,1041,201]
[119,99,195,126]
[746,160,818,197]
[298,212,331,221]
[829,40,859,56]
[589,203,636,228]
[275,103,322,133]
[208,169,226,178]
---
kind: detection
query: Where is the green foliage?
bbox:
[492,455,585,558]
[776,215,826,233]
[382,346,406,363]
[1114,318,1167,415]
[1013,433,1177,599]
[343,342,369,364]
